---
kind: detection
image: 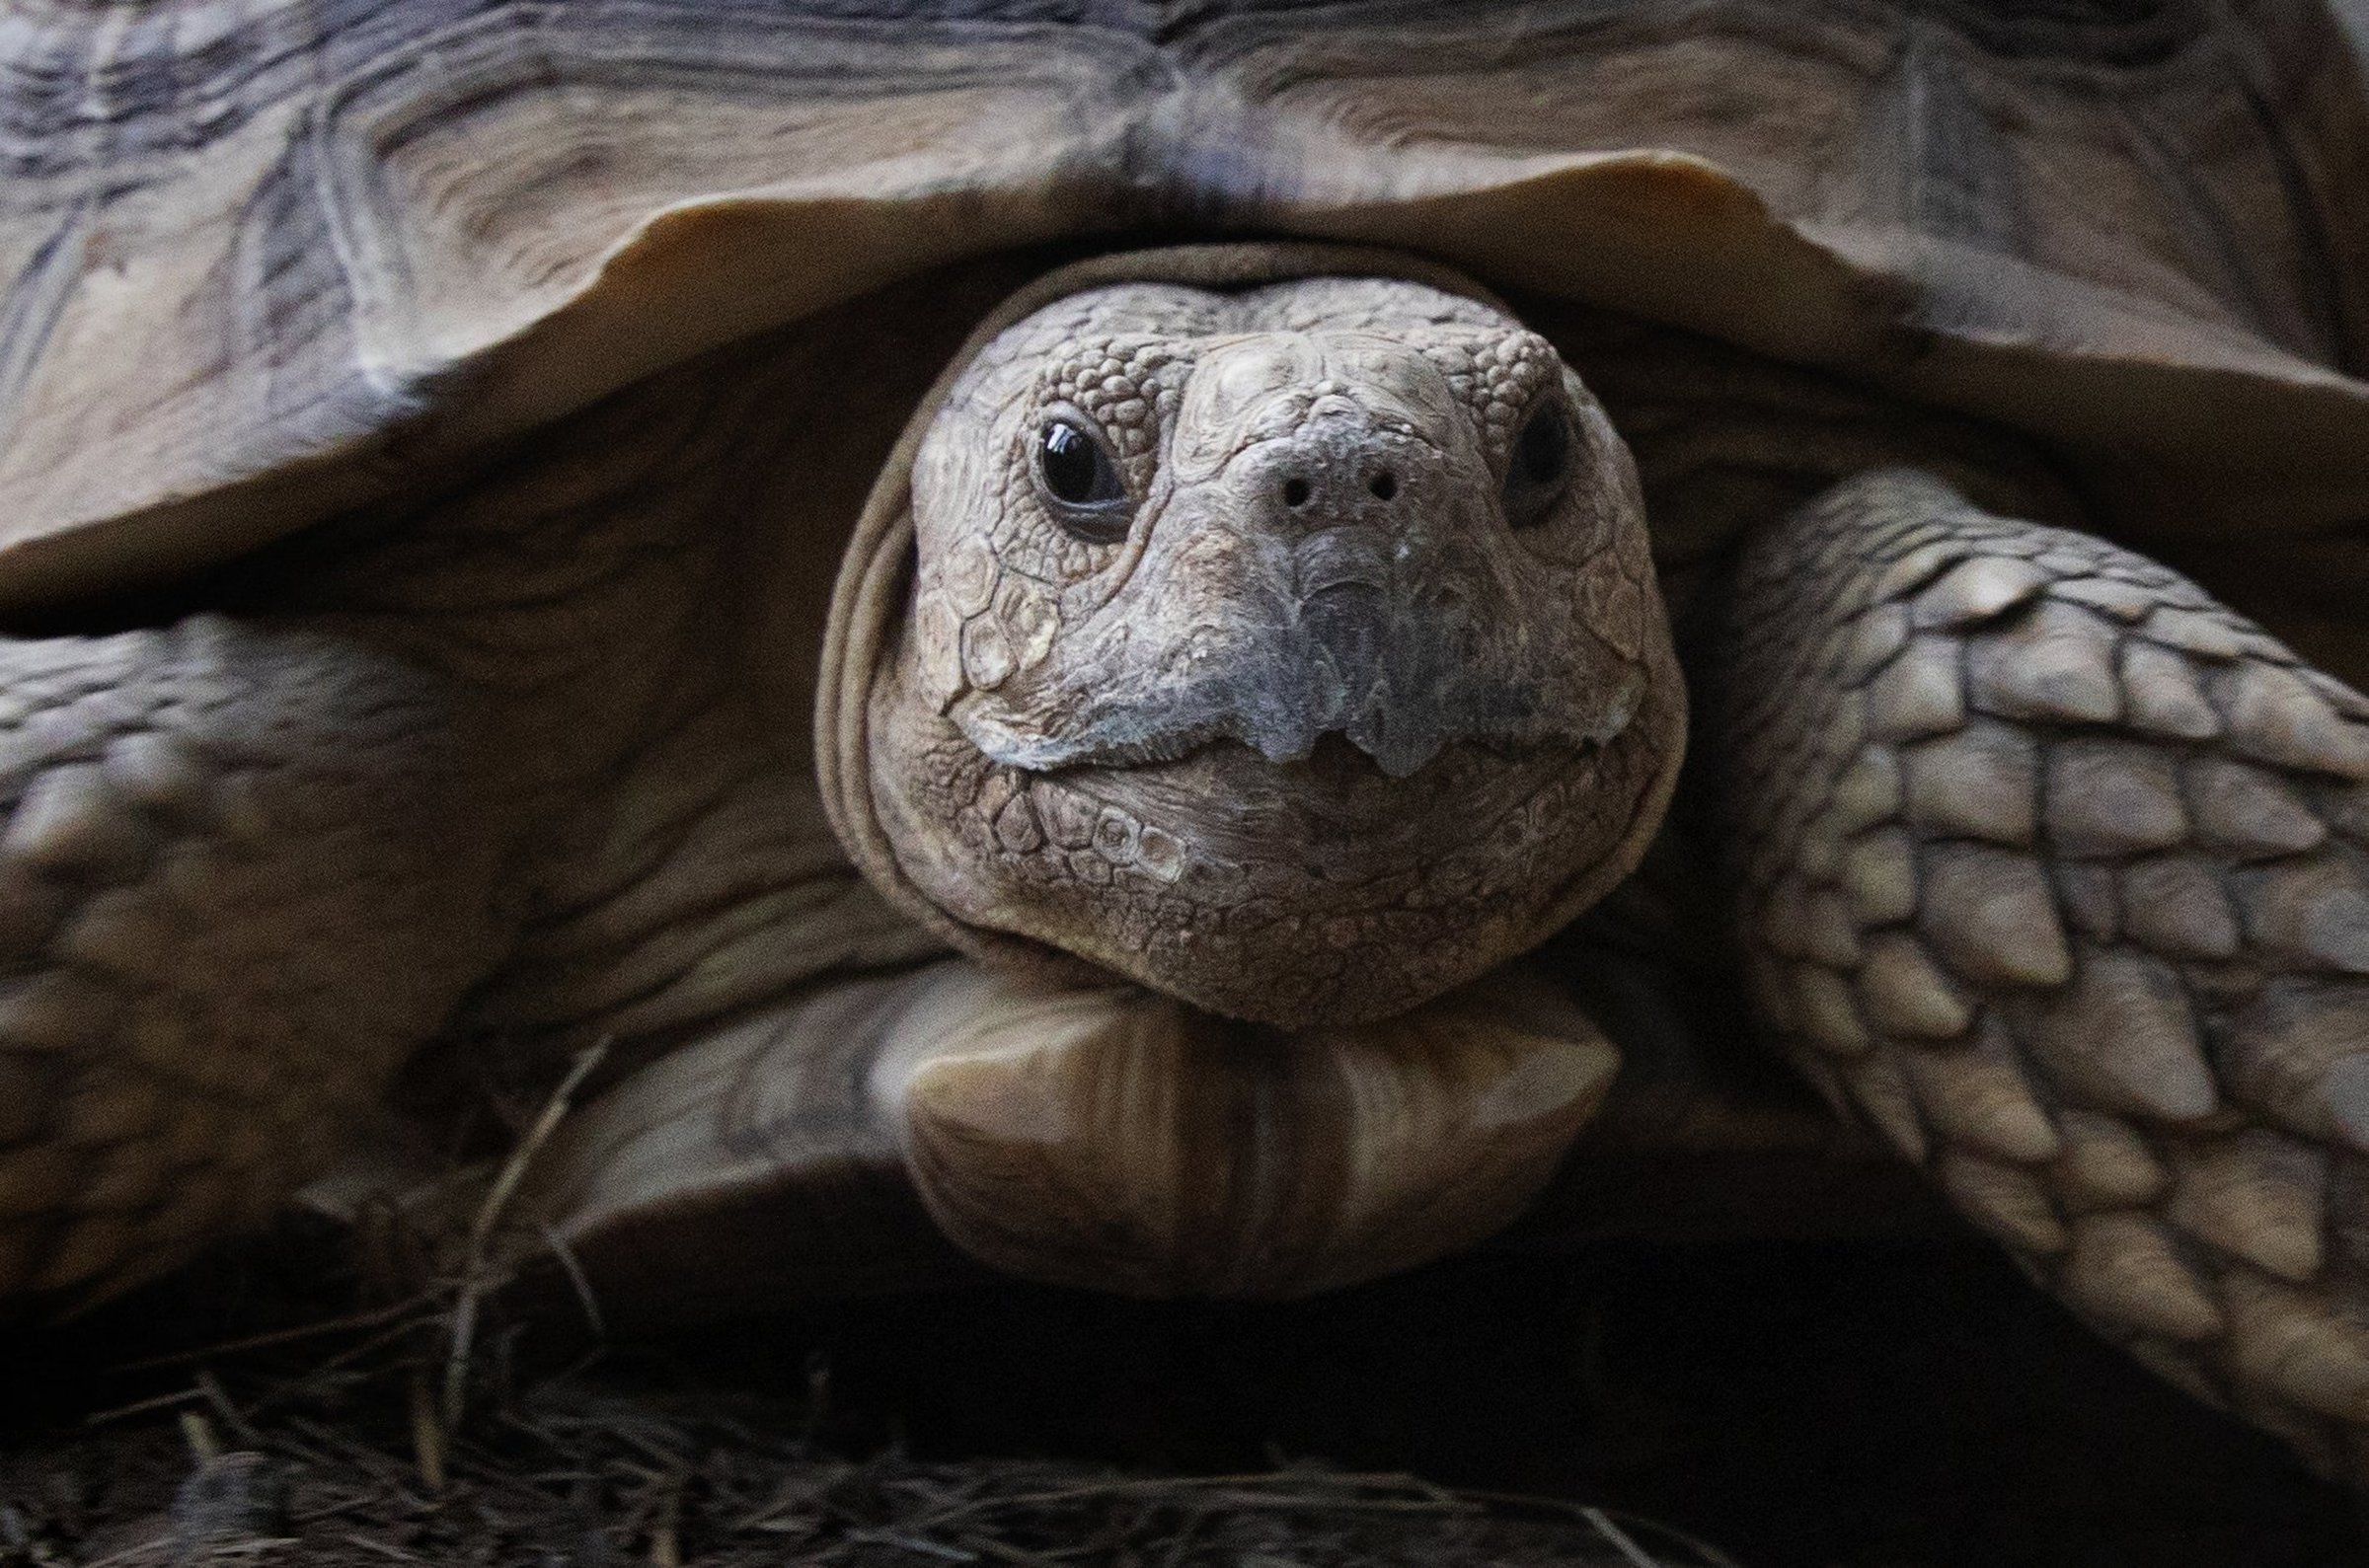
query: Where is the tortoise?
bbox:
[6,0,2369,1484]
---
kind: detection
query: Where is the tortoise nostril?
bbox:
[1281,477,1312,508]
[1368,471,1398,501]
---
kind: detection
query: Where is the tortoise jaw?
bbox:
[869,962,1618,1299]
[872,660,1673,1029]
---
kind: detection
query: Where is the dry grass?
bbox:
[7,1226,2365,1568]
[6,1372,1736,1568]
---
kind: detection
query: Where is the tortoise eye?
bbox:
[1035,417,1130,542]
[1503,403,1571,529]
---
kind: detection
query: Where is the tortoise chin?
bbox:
[866,679,1678,1025]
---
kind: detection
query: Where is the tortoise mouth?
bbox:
[1021,731,1560,841]
[946,653,1641,784]
[1195,729,1548,781]
[1006,732,1584,902]
[939,729,1629,1027]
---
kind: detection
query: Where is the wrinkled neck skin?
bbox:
[861,272,1688,1028]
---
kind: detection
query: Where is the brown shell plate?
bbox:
[2,0,2368,610]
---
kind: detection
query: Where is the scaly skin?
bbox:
[0,617,518,1307]
[0,316,937,1309]
[1712,467,2369,1481]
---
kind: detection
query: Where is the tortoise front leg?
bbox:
[0,615,525,1309]
[1709,468,2369,1478]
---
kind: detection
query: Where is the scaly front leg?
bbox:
[0,616,526,1309]
[1710,467,2369,1478]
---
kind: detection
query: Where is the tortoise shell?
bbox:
[4,0,2367,612]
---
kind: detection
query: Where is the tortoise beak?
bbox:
[950,486,1637,784]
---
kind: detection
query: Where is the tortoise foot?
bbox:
[0,616,517,1312]
[1713,467,2369,1481]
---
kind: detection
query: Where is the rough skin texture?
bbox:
[0,619,513,1308]
[1715,468,2369,1481]
[0,310,947,1311]
[866,278,1685,1027]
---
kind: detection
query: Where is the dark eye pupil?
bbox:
[1517,409,1568,485]
[1040,420,1113,505]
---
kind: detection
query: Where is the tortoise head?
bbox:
[858,272,1686,1026]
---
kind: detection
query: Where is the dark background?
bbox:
[9,1232,2363,1567]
